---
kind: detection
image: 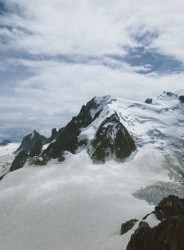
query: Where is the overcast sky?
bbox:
[0,0,184,140]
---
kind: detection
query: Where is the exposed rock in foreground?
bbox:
[125,195,184,250]
[127,217,184,250]
[90,113,136,163]
[154,195,184,221]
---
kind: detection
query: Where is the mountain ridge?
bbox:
[0,90,183,250]
[4,90,184,175]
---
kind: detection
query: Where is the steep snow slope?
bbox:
[0,92,183,250]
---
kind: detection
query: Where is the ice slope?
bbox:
[0,143,20,177]
[0,93,183,250]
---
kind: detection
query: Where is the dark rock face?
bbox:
[9,96,135,166]
[163,91,178,98]
[179,95,184,103]
[127,221,152,250]
[44,97,106,159]
[10,150,28,172]
[121,219,138,235]
[127,217,184,250]
[90,113,136,163]
[154,195,184,221]
[9,130,47,172]
[126,195,184,250]
[0,140,11,146]
[47,128,65,143]
[48,128,58,142]
[16,130,47,157]
[145,98,152,104]
[0,174,6,181]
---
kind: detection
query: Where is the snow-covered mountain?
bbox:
[0,91,183,250]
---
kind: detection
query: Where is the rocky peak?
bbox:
[48,128,58,142]
[16,130,47,157]
[44,96,113,159]
[89,112,136,163]
[158,91,178,100]
[10,96,136,167]
[77,95,112,125]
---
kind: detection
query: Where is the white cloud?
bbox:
[0,0,184,138]
[0,58,183,137]
[1,0,183,60]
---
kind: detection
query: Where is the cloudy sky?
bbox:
[0,0,184,140]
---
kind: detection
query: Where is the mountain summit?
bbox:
[8,91,184,173]
[11,95,136,169]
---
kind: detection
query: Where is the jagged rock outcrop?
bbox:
[44,96,111,159]
[145,98,152,104]
[48,128,58,142]
[47,128,65,143]
[9,130,47,172]
[127,217,184,250]
[121,219,138,235]
[16,130,47,157]
[10,150,28,172]
[125,195,184,250]
[159,91,178,99]
[90,113,136,163]
[154,195,184,221]
[179,95,184,103]
[0,140,11,146]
